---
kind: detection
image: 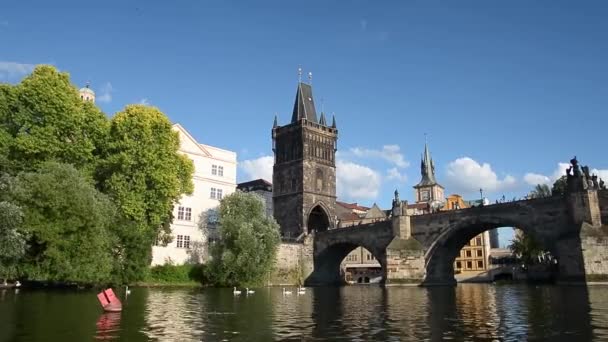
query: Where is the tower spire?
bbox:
[273,113,278,128]
[298,66,302,83]
[331,113,336,128]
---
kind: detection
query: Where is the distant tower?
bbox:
[413,140,444,208]
[272,72,338,238]
[79,83,95,103]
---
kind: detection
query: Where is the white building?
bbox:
[151,124,237,265]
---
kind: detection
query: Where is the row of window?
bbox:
[344,253,377,262]
[455,260,484,269]
[211,164,224,177]
[210,187,223,200]
[459,249,484,258]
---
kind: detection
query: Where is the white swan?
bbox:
[282,288,292,295]
[125,285,131,296]
[233,287,242,295]
[15,281,21,288]
[297,286,306,295]
[246,288,255,294]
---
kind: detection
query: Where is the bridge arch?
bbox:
[423,214,557,285]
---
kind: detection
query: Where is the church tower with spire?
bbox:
[272,71,338,239]
[413,141,444,208]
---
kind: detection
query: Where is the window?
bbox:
[211,165,218,175]
[467,261,473,269]
[176,235,191,249]
[218,166,224,177]
[477,260,484,268]
[476,237,482,246]
[217,189,223,200]
[456,261,462,269]
[466,250,472,258]
[210,187,217,199]
[366,254,376,261]
[207,209,218,226]
[177,206,192,221]
[477,249,483,257]
[183,235,191,249]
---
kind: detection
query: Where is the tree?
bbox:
[528,184,552,199]
[206,192,281,286]
[96,105,194,282]
[0,201,26,279]
[552,176,568,196]
[509,231,543,266]
[11,162,116,283]
[0,65,109,174]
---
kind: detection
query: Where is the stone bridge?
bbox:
[305,188,608,286]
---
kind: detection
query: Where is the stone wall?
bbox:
[581,222,608,280]
[385,238,425,284]
[269,238,314,286]
[598,190,608,223]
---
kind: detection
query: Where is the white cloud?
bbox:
[0,61,35,81]
[337,160,381,200]
[139,98,149,105]
[386,167,407,183]
[348,144,409,168]
[523,173,551,186]
[97,82,113,103]
[239,156,273,182]
[445,157,517,193]
[592,169,608,183]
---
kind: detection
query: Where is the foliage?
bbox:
[0,201,26,278]
[552,176,568,196]
[528,184,552,199]
[96,104,194,282]
[509,231,543,266]
[0,65,109,174]
[145,263,206,284]
[11,162,116,283]
[206,192,281,286]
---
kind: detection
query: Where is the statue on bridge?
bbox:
[566,156,602,192]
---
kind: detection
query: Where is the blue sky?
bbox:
[2,1,608,246]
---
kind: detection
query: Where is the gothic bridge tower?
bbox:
[272,72,338,239]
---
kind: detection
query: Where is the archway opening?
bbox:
[426,223,558,285]
[308,242,386,286]
[308,205,330,233]
[340,246,383,285]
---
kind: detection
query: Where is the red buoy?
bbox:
[97,288,122,312]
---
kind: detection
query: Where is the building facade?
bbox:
[272,77,338,239]
[79,84,95,102]
[237,179,273,218]
[151,124,237,265]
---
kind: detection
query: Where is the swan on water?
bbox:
[297,287,305,295]
[233,287,242,295]
[282,288,292,295]
[246,288,255,294]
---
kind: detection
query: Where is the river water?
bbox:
[1,284,607,341]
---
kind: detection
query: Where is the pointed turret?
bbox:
[319,112,327,126]
[273,114,278,128]
[415,141,439,187]
[331,114,336,128]
[290,82,318,123]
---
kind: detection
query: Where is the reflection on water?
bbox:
[0,284,604,341]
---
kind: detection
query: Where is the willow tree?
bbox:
[206,191,281,286]
[97,105,194,282]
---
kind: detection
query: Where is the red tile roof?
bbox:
[336,201,370,211]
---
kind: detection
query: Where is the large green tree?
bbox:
[12,162,116,283]
[206,191,280,286]
[552,176,568,196]
[0,201,26,279]
[96,105,194,282]
[509,231,543,266]
[0,65,109,174]
[528,184,552,199]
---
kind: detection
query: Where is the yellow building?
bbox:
[442,194,491,274]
